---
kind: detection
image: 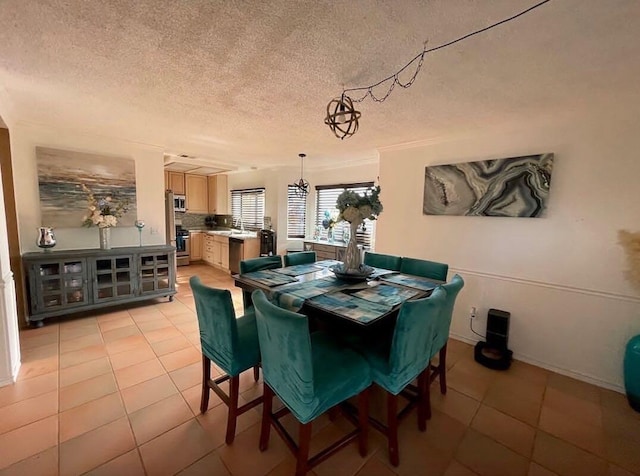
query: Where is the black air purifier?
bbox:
[474,309,513,370]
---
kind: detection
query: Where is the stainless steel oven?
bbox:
[176,227,190,266]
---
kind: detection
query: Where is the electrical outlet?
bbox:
[470,306,477,319]
[150,227,158,235]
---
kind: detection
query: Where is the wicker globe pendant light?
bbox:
[291,153,309,198]
[324,94,361,140]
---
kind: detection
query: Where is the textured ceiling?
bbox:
[1,0,639,169]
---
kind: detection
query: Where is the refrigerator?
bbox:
[165,190,176,250]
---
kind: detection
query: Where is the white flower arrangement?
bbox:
[336,185,383,225]
[81,184,129,228]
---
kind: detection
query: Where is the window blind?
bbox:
[315,182,376,249]
[230,188,265,230]
[286,185,306,239]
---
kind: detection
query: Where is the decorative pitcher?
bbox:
[37,227,56,251]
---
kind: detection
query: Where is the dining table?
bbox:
[233,259,443,328]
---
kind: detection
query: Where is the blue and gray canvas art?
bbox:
[37,147,137,228]
[423,153,554,217]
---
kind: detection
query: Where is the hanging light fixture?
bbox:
[291,153,309,198]
[324,94,361,140]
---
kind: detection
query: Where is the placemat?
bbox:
[271,277,351,312]
[273,263,323,276]
[351,283,421,307]
[380,273,439,292]
[315,259,342,268]
[239,269,298,287]
[307,291,392,324]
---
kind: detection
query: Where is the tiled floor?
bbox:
[1,264,639,476]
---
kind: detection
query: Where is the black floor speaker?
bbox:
[474,309,513,370]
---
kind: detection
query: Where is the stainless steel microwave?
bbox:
[174,195,186,212]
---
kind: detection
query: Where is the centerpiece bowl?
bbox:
[330,263,374,283]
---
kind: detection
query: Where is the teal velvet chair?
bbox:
[239,255,283,309]
[284,251,316,267]
[190,277,263,444]
[400,257,448,281]
[363,251,402,271]
[429,275,465,396]
[353,287,446,466]
[252,289,372,476]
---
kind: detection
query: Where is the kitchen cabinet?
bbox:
[221,241,229,269]
[208,174,228,214]
[212,235,228,270]
[303,241,346,261]
[202,234,261,273]
[23,246,176,326]
[185,174,208,214]
[168,171,186,195]
[190,232,204,261]
[203,235,215,265]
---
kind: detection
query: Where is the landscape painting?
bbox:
[37,147,137,228]
[423,153,554,217]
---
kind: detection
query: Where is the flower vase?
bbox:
[99,227,111,250]
[327,227,334,243]
[625,334,640,412]
[343,221,362,273]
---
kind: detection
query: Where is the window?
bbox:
[287,185,306,239]
[231,188,265,230]
[315,182,376,249]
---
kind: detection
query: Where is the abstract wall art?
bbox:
[423,153,554,218]
[37,147,137,228]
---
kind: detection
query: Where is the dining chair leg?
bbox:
[296,422,312,476]
[387,393,399,467]
[426,368,432,421]
[225,375,240,444]
[200,355,211,413]
[260,384,274,451]
[439,344,448,394]
[358,387,370,457]
[253,364,260,382]
[417,369,427,432]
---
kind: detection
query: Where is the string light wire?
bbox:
[343,0,553,103]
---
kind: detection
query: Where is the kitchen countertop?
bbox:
[189,229,258,240]
[303,238,348,248]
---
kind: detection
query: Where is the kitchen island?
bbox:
[191,230,260,273]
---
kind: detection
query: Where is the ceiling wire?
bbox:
[343,0,553,103]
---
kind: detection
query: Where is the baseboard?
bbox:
[450,333,625,394]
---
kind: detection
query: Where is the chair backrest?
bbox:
[400,257,448,281]
[284,251,316,267]
[189,276,238,374]
[386,287,446,394]
[363,251,402,271]
[251,289,316,412]
[239,255,283,308]
[433,274,465,354]
[240,255,283,274]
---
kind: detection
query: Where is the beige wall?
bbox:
[10,123,166,252]
[378,111,640,390]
